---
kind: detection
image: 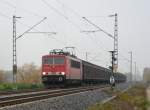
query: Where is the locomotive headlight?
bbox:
[42,72,46,75]
[61,72,65,75]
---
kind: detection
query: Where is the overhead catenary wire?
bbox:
[55,0,82,18]
[119,53,130,62]
[0,11,11,20]
[40,0,82,31]
[55,0,91,32]
[55,0,95,30]
[83,33,110,66]
[85,32,111,53]
[0,0,44,18]
[90,37,109,55]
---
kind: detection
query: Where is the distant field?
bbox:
[88,84,148,110]
[0,83,44,90]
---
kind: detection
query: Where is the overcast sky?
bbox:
[0,0,149,76]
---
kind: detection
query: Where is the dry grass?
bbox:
[88,84,148,110]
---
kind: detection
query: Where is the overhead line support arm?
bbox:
[16,17,47,40]
[82,17,114,39]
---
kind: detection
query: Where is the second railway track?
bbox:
[0,85,109,108]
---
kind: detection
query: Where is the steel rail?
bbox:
[0,88,50,96]
[0,85,109,108]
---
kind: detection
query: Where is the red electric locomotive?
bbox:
[42,49,82,87]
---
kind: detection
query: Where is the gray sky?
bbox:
[0,0,149,76]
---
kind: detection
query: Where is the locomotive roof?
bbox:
[42,54,66,57]
[48,49,77,58]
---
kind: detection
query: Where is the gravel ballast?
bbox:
[0,82,130,110]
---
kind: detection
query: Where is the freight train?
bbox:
[41,49,126,87]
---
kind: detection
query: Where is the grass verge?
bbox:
[88,84,148,110]
[0,83,44,90]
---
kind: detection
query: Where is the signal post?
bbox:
[109,51,116,89]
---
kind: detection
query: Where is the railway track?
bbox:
[0,85,109,108]
[0,88,49,96]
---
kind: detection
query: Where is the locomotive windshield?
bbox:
[43,57,65,64]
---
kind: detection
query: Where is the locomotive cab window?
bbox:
[43,57,65,64]
[42,57,53,64]
[54,57,65,64]
[71,60,80,68]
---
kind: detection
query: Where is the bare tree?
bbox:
[143,68,150,83]
[17,63,41,84]
[0,69,5,83]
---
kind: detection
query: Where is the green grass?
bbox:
[0,83,44,90]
